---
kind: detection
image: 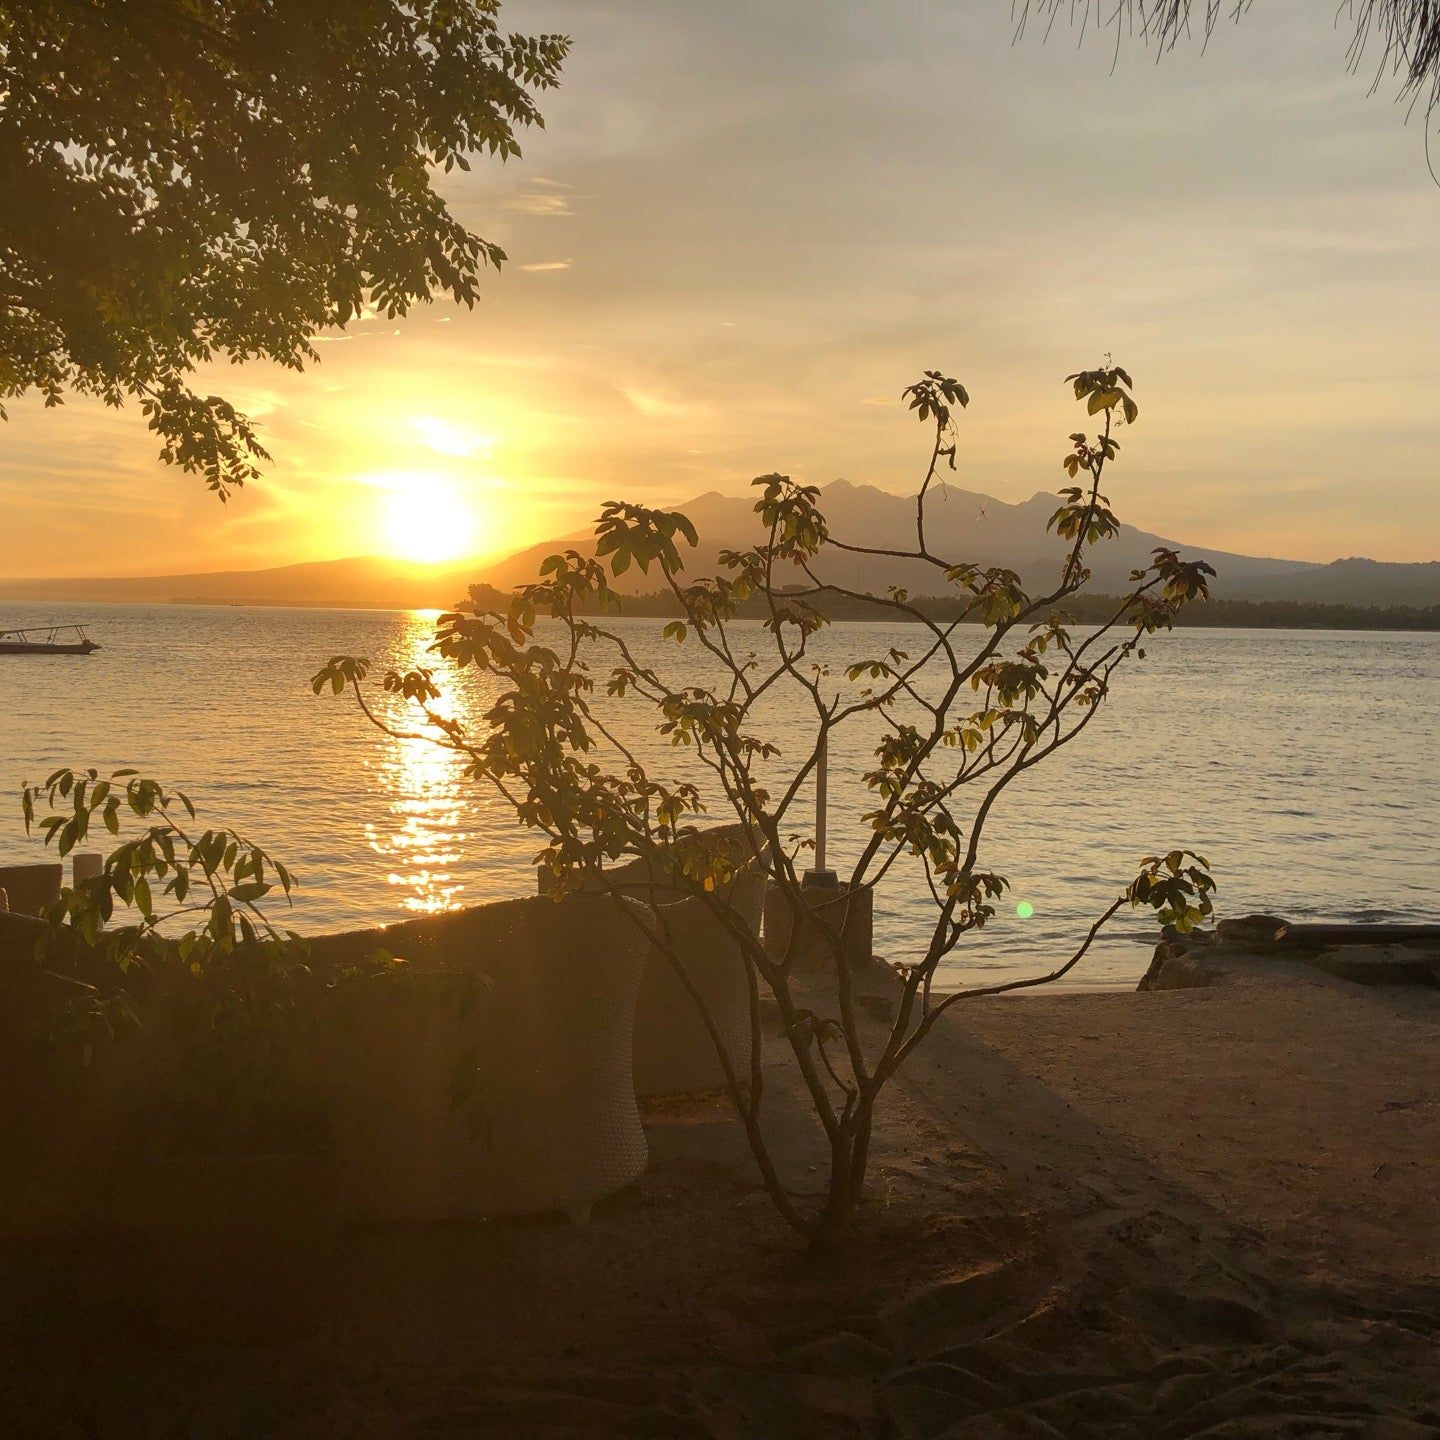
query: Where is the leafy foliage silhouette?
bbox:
[0,2,567,494]
[19,767,306,1086]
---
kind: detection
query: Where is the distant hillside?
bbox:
[483,480,1440,609]
[3,480,1436,612]
[467,584,1434,631]
[0,555,488,611]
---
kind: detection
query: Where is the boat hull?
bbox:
[0,641,100,656]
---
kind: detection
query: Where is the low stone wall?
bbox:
[0,862,61,917]
[1141,915,1440,991]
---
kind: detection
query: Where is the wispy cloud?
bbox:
[622,388,696,420]
[504,191,573,217]
[410,415,493,458]
[519,259,573,272]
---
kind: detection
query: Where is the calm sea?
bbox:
[1,601,1435,989]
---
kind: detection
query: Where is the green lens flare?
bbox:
[1016,901,1035,919]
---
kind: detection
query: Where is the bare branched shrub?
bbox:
[315,364,1217,1246]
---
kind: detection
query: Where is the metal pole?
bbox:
[815,729,827,874]
[804,728,838,889]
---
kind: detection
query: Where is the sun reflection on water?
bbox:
[365,612,471,915]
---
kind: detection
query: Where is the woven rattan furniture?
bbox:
[628,875,765,1096]
[538,824,769,1097]
[308,891,650,1224]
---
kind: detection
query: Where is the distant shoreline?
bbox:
[0,591,1436,631]
[465,585,1440,633]
[169,596,450,612]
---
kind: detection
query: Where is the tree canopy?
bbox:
[0,1,568,496]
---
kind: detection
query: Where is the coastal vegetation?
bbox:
[13,767,336,1158]
[19,767,308,1061]
[465,581,1440,632]
[315,363,1218,1245]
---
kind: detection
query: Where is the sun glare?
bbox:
[380,475,477,564]
[411,415,491,458]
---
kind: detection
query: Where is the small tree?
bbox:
[18,767,305,1048]
[314,364,1217,1246]
[0,2,567,495]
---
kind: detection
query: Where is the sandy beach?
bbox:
[958,959,1440,1295]
[4,954,1436,1437]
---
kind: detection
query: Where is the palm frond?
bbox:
[1014,1,1440,117]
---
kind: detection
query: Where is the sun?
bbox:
[381,476,478,564]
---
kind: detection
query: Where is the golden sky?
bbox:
[4,0,1438,578]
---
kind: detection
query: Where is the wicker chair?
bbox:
[629,875,766,1096]
[539,824,769,1097]
[308,891,650,1224]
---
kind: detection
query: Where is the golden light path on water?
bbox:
[365,611,469,915]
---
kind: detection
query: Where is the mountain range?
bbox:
[484,480,1440,608]
[4,480,1437,611]
[0,555,485,612]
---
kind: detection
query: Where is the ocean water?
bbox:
[1,601,1435,990]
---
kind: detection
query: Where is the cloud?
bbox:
[621,388,692,420]
[410,415,493,458]
[504,191,573,217]
[519,259,573,272]
[224,385,286,419]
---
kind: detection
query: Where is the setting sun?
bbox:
[378,474,478,563]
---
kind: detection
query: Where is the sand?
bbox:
[956,958,1440,1293]
[2,960,1437,1436]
